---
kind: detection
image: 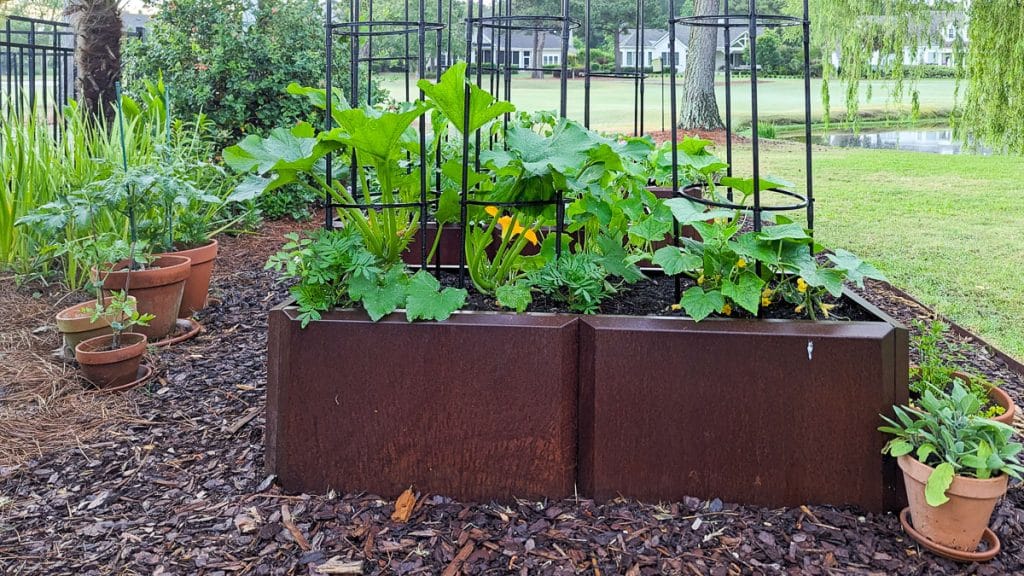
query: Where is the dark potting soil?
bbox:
[443,270,877,321]
[3,216,1023,575]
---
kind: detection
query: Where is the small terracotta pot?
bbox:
[909,369,1018,426]
[159,240,218,318]
[898,455,1008,553]
[951,371,1018,426]
[98,255,191,340]
[75,332,148,389]
[54,295,137,356]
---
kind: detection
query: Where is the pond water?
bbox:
[785,126,992,155]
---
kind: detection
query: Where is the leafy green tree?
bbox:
[122,0,349,144]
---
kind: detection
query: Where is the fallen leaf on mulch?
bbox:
[391,487,417,522]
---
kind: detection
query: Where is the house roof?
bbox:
[477,30,576,53]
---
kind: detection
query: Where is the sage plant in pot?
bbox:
[75,290,154,389]
[880,382,1023,560]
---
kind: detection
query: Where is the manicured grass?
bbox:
[380,74,958,133]
[737,143,1024,361]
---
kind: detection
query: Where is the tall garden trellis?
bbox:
[323,0,816,283]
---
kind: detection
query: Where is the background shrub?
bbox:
[122,0,349,146]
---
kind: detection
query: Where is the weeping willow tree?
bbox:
[956,2,1024,154]
[810,0,1024,155]
[809,0,948,126]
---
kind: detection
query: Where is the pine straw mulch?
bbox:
[1,216,1023,575]
[0,284,140,475]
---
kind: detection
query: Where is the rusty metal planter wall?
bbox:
[266,306,579,501]
[578,290,908,513]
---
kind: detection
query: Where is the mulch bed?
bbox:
[2,217,1023,575]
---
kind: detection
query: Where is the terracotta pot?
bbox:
[99,255,191,340]
[54,295,137,356]
[898,455,1008,553]
[912,369,1018,426]
[75,332,148,389]
[159,240,218,318]
[951,371,1018,426]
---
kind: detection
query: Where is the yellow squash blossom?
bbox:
[761,297,772,308]
[486,206,539,246]
[736,258,747,269]
[819,302,836,318]
[795,304,805,314]
[796,278,808,293]
[721,303,732,316]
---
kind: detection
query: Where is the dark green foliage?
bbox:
[528,253,616,314]
[122,0,349,145]
[256,184,319,221]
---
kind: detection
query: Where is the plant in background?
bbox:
[880,382,1023,506]
[122,0,362,146]
[910,319,1006,418]
[266,228,467,327]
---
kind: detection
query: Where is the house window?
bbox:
[543,54,558,66]
[523,52,531,68]
[512,51,520,65]
[944,24,956,42]
[646,52,652,66]
[626,51,634,66]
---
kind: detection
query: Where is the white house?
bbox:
[831,7,970,70]
[618,25,755,72]
[442,30,577,69]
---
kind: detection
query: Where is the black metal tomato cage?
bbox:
[323,0,815,295]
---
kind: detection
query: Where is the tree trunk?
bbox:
[613,26,621,71]
[531,31,546,79]
[678,0,724,130]
[66,0,122,124]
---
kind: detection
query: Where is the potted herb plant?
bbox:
[880,382,1023,561]
[144,81,257,317]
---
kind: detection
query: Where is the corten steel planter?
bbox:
[578,289,909,513]
[159,239,218,318]
[267,306,579,501]
[99,255,191,340]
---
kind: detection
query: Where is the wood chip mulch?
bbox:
[1,218,1022,575]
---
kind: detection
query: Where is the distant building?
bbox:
[830,7,969,69]
[618,25,758,72]
[442,30,577,68]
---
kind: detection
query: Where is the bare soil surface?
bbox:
[1,217,1021,575]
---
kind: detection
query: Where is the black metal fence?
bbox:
[0,14,144,119]
[0,15,75,118]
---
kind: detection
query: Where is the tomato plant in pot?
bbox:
[880,382,1023,561]
[75,289,154,389]
[143,80,259,317]
[910,319,1016,425]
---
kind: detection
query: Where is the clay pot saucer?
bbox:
[91,365,154,394]
[150,318,203,348]
[900,507,1001,563]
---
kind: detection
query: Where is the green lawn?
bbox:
[743,143,1024,361]
[379,74,957,133]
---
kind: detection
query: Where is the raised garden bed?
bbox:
[267,289,908,511]
[266,305,579,501]
[578,289,908,513]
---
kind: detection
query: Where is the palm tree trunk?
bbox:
[679,0,724,130]
[66,0,122,124]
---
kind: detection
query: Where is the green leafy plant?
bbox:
[526,252,617,314]
[655,198,886,321]
[910,319,1005,418]
[880,382,1024,506]
[266,228,467,327]
[83,290,154,349]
